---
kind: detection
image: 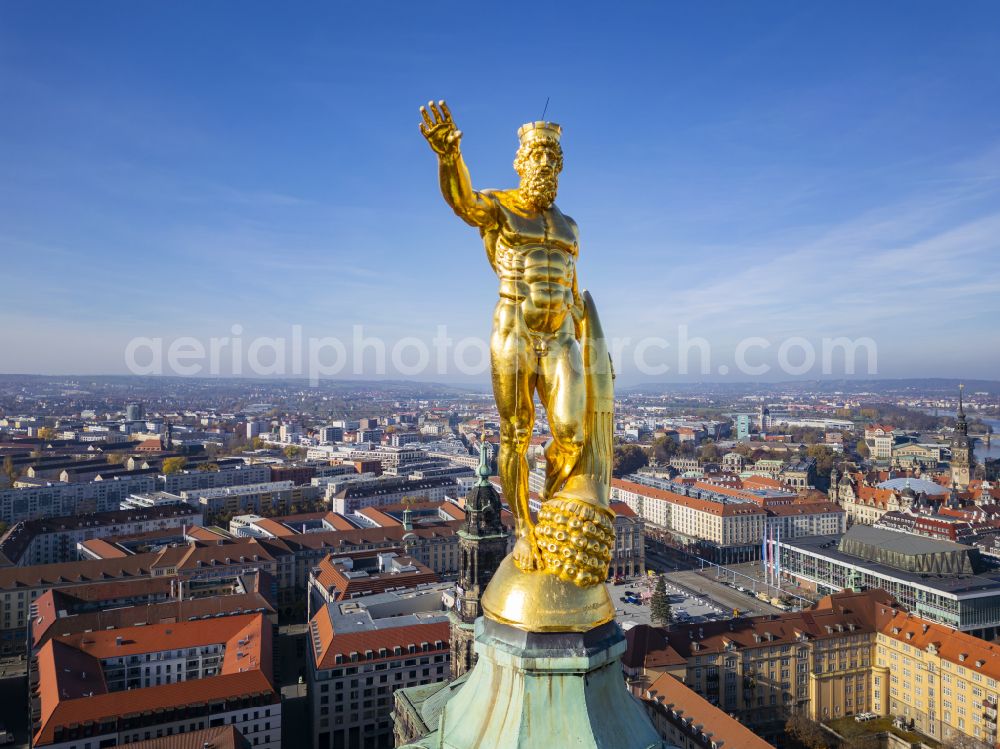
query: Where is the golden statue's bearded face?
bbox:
[514,140,563,211]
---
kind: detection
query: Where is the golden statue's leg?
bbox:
[490,307,541,570]
[537,333,585,503]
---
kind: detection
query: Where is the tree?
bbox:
[650,576,671,627]
[613,444,648,477]
[785,713,828,749]
[698,440,720,462]
[855,439,870,459]
[106,452,128,465]
[37,426,56,441]
[2,456,17,485]
[197,462,220,472]
[806,444,836,477]
[251,436,264,450]
[283,445,303,460]
[162,457,187,475]
[651,436,677,464]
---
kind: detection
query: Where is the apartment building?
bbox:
[329,476,458,514]
[161,463,271,494]
[613,478,844,564]
[766,502,846,539]
[0,542,281,654]
[612,478,766,564]
[636,671,774,749]
[625,589,889,741]
[181,480,321,522]
[611,479,672,528]
[610,501,646,579]
[876,608,1000,745]
[0,473,157,524]
[0,505,203,566]
[308,592,450,749]
[31,613,279,749]
[307,550,438,611]
[29,580,276,653]
[865,424,897,462]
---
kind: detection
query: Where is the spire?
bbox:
[476,433,492,487]
[956,384,968,435]
[402,503,413,531]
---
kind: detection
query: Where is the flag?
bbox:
[762,525,768,575]
[768,525,774,585]
[775,526,781,584]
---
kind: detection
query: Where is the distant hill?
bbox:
[621,378,1000,397]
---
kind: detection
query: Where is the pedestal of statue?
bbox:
[401,616,666,749]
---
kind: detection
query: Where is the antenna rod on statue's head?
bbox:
[541,96,550,121]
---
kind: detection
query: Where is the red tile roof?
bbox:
[34,613,274,746]
[612,479,767,517]
[311,619,449,670]
[880,608,1000,681]
[77,538,129,559]
[252,517,296,538]
[32,590,275,650]
[0,552,159,591]
[741,475,787,491]
[119,725,246,749]
[323,512,358,531]
[312,554,438,601]
[610,501,637,518]
[354,507,402,527]
[640,672,773,749]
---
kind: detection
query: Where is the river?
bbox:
[916,408,1000,460]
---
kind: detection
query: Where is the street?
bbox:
[665,569,786,618]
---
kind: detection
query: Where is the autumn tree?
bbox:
[2,456,17,485]
[162,457,187,475]
[784,713,828,749]
[37,426,56,441]
[284,445,303,460]
[805,444,836,477]
[613,444,648,477]
[651,436,677,464]
[698,440,720,462]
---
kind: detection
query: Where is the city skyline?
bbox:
[2,2,999,381]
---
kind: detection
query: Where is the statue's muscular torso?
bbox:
[482,191,579,336]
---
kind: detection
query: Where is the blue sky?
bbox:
[1,1,999,383]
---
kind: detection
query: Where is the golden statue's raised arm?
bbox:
[419,100,497,229]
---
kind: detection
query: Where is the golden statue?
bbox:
[421,100,615,631]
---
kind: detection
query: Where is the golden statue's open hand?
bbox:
[420,100,462,156]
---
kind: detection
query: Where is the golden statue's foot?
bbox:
[512,531,544,571]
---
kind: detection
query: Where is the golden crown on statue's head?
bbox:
[517,121,562,146]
